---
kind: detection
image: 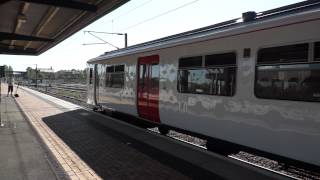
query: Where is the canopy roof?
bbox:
[0,0,128,55]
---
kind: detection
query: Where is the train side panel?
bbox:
[88,9,320,166]
[86,64,96,105]
[95,56,139,116]
[158,14,320,166]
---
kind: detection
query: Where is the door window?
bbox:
[139,64,147,87]
[151,63,159,88]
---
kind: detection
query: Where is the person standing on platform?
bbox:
[7,77,13,97]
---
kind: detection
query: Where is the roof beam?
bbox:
[10,2,30,47]
[0,0,10,5]
[0,32,53,42]
[20,0,97,12]
[0,47,36,55]
[24,7,59,50]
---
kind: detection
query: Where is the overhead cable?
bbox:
[113,0,154,20]
[119,0,200,31]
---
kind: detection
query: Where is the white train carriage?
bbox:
[87,1,320,168]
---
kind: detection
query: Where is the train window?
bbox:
[256,43,320,102]
[110,73,124,88]
[178,52,236,96]
[89,68,93,84]
[115,65,124,72]
[255,63,320,102]
[151,63,159,88]
[105,65,124,88]
[106,66,114,72]
[178,69,210,94]
[258,43,308,64]
[205,52,236,66]
[178,68,236,96]
[139,64,147,87]
[179,56,202,68]
[315,42,320,61]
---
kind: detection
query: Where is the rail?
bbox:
[26,84,87,102]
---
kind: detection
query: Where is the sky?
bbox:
[1,0,303,72]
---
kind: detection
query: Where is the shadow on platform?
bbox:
[42,109,218,180]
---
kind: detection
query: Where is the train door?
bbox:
[137,55,160,123]
[87,65,95,104]
[94,64,99,104]
[87,64,99,105]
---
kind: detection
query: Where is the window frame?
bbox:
[89,68,93,84]
[177,51,237,97]
[178,56,203,68]
[254,41,320,102]
[105,64,125,88]
[315,41,320,61]
[256,43,309,65]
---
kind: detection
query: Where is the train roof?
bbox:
[88,0,320,63]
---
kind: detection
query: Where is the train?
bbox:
[87,1,320,169]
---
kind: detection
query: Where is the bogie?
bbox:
[158,126,170,135]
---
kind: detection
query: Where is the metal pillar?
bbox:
[35,64,37,88]
[124,33,127,48]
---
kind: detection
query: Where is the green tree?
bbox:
[8,66,13,72]
[3,65,13,77]
[26,67,36,79]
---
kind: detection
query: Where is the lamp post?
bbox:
[35,64,38,88]
[124,33,127,48]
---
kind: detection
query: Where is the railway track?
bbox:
[148,128,320,180]
[29,84,87,103]
[28,85,320,180]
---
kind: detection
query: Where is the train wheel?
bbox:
[158,126,169,135]
[206,139,239,156]
[93,105,102,112]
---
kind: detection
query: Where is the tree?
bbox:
[26,67,36,79]
[3,65,13,77]
[8,66,13,72]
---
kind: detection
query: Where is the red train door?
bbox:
[137,55,160,123]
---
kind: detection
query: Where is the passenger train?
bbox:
[87,1,320,169]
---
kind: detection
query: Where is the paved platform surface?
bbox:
[10,85,193,180]
[0,83,57,180]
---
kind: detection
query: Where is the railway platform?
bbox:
[0,84,57,180]
[0,83,292,180]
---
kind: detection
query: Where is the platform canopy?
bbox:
[0,0,129,55]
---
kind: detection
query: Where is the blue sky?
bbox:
[1,0,303,71]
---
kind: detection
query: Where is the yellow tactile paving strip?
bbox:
[10,85,102,180]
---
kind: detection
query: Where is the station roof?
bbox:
[0,0,128,55]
